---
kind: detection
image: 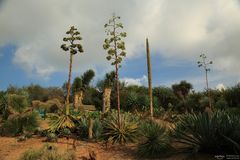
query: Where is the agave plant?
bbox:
[48,105,80,133]
[137,120,172,158]
[102,110,138,144]
[173,111,240,154]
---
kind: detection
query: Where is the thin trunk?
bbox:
[115,63,121,124]
[146,38,153,119]
[205,69,212,109]
[66,53,73,115]
[113,17,121,125]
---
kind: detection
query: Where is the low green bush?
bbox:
[173,111,240,154]
[1,112,39,136]
[137,120,172,158]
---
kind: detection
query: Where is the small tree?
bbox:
[103,14,127,124]
[61,26,83,115]
[172,80,193,113]
[102,71,116,113]
[197,54,213,109]
[71,69,95,108]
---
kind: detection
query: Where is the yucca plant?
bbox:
[102,110,138,144]
[137,120,172,158]
[173,111,240,154]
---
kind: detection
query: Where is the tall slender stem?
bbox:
[112,16,121,125]
[205,69,212,109]
[146,38,153,119]
[66,53,73,115]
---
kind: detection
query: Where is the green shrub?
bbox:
[8,94,29,113]
[19,149,42,160]
[173,111,240,154]
[1,112,39,136]
[101,110,138,144]
[93,118,102,140]
[137,121,172,158]
[19,144,76,160]
[46,132,58,142]
[215,99,228,110]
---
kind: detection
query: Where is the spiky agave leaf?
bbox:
[137,121,173,158]
[173,111,240,154]
[48,113,78,132]
[102,111,138,144]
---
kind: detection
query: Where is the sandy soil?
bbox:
[0,136,216,160]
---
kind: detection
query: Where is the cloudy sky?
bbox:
[0,0,240,91]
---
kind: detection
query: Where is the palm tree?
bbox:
[61,26,83,115]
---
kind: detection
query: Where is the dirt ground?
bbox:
[0,136,216,160]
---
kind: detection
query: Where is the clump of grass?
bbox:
[19,144,76,160]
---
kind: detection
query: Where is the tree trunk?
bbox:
[103,87,112,113]
[74,91,83,109]
[66,53,73,115]
[88,117,93,140]
[146,38,153,119]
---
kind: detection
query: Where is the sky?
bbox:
[0,0,240,91]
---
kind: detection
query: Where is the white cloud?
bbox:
[216,83,226,91]
[0,0,239,85]
[121,75,147,86]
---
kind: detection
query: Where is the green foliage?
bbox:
[103,14,127,65]
[46,132,58,142]
[137,121,172,158]
[61,26,83,54]
[153,87,178,110]
[8,94,29,113]
[97,71,116,91]
[19,149,42,160]
[224,83,240,108]
[185,93,204,112]
[81,69,95,88]
[173,111,240,154]
[215,98,228,110]
[75,111,102,139]
[19,144,76,160]
[1,112,39,136]
[48,111,77,132]
[0,92,9,119]
[102,110,138,144]
[71,69,95,94]
[71,77,82,93]
[172,80,193,100]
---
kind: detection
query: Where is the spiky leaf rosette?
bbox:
[137,121,173,158]
[101,110,138,144]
